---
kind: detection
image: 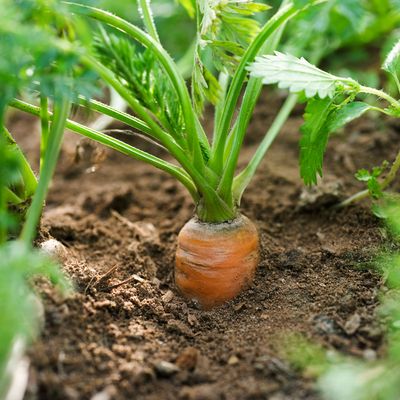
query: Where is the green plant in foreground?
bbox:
[0,135,71,399]
[248,39,400,204]
[0,242,71,400]
[0,1,91,396]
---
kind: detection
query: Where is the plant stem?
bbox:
[233,93,299,202]
[338,148,400,208]
[82,56,220,196]
[11,97,234,222]
[40,95,49,172]
[65,2,205,171]
[83,56,231,219]
[9,98,199,202]
[20,97,71,244]
[1,126,37,200]
[337,189,369,208]
[78,97,155,137]
[359,85,400,109]
[217,0,290,205]
[138,0,160,42]
[213,72,230,144]
[209,2,298,175]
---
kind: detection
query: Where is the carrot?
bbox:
[175,215,259,310]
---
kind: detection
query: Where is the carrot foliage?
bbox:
[6,0,330,223]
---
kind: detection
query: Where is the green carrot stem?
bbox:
[64,2,205,172]
[9,98,200,202]
[209,2,298,175]
[20,96,71,244]
[217,0,290,205]
[233,94,299,202]
[40,95,49,172]
[1,126,37,199]
[138,0,160,42]
[78,97,153,136]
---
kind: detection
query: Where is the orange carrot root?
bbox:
[175,214,260,310]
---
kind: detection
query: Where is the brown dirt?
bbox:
[9,93,400,400]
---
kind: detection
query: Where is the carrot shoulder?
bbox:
[175,215,260,310]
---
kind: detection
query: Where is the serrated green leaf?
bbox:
[300,97,335,185]
[208,40,244,55]
[197,0,268,75]
[383,38,400,77]
[355,169,371,182]
[300,99,371,186]
[192,57,221,115]
[326,102,371,132]
[249,52,350,99]
[372,165,385,177]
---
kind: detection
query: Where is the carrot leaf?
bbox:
[94,31,185,135]
[192,55,221,115]
[198,0,269,74]
[300,97,335,185]
[249,52,356,99]
[300,99,371,185]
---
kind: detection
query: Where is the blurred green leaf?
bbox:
[0,241,71,396]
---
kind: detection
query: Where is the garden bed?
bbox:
[16,94,399,400]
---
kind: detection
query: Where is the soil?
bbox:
[9,92,400,400]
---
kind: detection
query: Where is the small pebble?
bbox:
[187,314,199,327]
[40,239,68,260]
[344,313,361,335]
[234,302,246,311]
[162,290,174,303]
[154,361,180,377]
[227,355,239,365]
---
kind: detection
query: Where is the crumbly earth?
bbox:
[10,93,400,400]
